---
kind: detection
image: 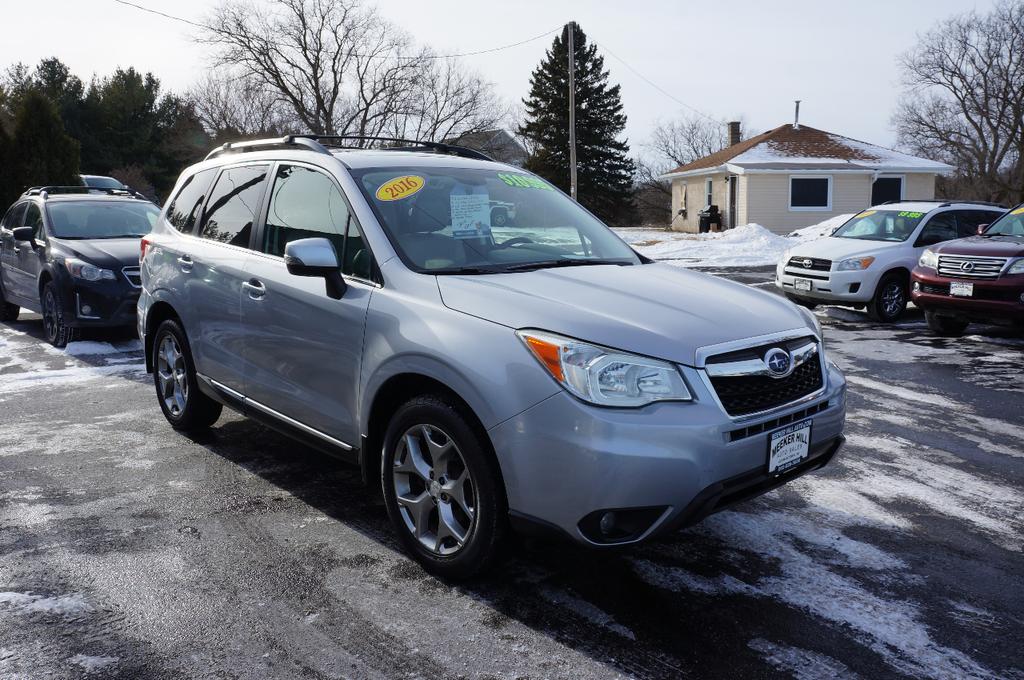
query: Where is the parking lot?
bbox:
[1,266,1022,680]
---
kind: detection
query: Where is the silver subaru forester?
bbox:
[138,136,846,579]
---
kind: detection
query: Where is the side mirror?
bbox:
[283,237,346,300]
[977,224,988,235]
[11,226,34,242]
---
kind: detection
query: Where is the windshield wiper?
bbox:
[429,265,510,275]
[500,258,633,272]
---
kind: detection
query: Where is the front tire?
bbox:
[0,279,19,322]
[381,394,507,580]
[925,311,969,337]
[152,319,222,431]
[41,282,78,347]
[868,274,908,322]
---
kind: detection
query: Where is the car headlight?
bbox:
[796,304,823,339]
[64,258,116,282]
[919,249,939,270]
[517,330,691,407]
[1007,258,1024,275]
[836,256,875,271]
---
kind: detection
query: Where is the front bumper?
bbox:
[775,263,878,303]
[489,361,847,547]
[61,278,140,328]
[911,268,1024,325]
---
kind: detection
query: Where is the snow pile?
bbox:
[788,214,854,239]
[614,223,795,268]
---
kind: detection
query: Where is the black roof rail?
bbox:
[880,198,1007,209]
[294,135,496,162]
[204,136,331,161]
[22,186,148,200]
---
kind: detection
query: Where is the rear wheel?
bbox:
[381,394,507,580]
[0,279,19,322]
[41,282,78,347]
[925,311,969,337]
[867,274,908,322]
[152,319,222,431]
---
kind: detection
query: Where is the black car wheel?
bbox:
[41,282,78,347]
[925,311,969,337]
[381,394,507,580]
[0,278,19,322]
[491,207,509,228]
[152,319,222,431]
[867,274,908,323]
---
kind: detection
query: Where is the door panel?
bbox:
[7,203,42,302]
[0,203,27,303]
[188,164,269,391]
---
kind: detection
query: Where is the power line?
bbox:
[593,39,722,124]
[112,0,560,60]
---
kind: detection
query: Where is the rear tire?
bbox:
[152,319,222,431]
[41,282,78,347]
[925,311,969,337]
[0,279,19,322]
[381,394,507,580]
[867,274,908,322]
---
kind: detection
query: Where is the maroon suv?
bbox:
[911,205,1024,335]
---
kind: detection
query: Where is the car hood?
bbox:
[787,236,901,262]
[55,238,141,268]
[436,263,813,367]
[933,234,1024,258]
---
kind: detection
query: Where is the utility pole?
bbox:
[567,21,578,201]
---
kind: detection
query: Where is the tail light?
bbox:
[140,237,152,262]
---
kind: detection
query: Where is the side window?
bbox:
[916,212,958,247]
[167,168,218,234]
[2,203,26,231]
[263,164,376,280]
[198,165,269,247]
[956,210,998,237]
[23,203,43,238]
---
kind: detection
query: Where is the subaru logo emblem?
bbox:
[765,348,791,377]
[960,261,974,272]
[802,258,813,268]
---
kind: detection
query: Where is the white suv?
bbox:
[776,201,1005,322]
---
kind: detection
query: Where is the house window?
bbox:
[789,176,831,211]
[705,178,713,207]
[871,176,904,205]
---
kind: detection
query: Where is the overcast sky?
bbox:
[1,0,995,156]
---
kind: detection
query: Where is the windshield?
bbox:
[832,209,925,242]
[985,207,1024,236]
[352,167,640,272]
[82,176,125,190]
[46,201,159,239]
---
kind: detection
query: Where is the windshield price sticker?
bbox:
[1011,207,1024,215]
[897,211,924,218]
[497,173,554,191]
[376,175,425,201]
[856,210,876,218]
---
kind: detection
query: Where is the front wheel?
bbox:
[925,311,969,337]
[41,282,78,347]
[0,279,19,322]
[381,395,507,580]
[152,319,222,431]
[867,274,908,322]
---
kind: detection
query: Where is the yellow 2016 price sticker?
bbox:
[1011,207,1024,215]
[856,210,876,218]
[376,175,425,201]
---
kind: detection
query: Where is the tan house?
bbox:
[661,122,953,235]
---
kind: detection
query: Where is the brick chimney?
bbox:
[728,121,741,147]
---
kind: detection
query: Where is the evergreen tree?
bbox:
[0,121,14,207]
[11,91,80,194]
[519,24,636,225]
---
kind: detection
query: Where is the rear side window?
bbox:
[198,165,269,248]
[167,168,217,233]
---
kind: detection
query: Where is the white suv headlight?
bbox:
[919,249,939,270]
[1007,258,1024,275]
[64,258,116,281]
[517,330,691,407]
[836,256,875,271]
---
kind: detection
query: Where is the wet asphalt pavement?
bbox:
[1,266,1022,679]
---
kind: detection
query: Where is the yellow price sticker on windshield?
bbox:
[856,210,876,218]
[1011,207,1024,215]
[376,175,425,201]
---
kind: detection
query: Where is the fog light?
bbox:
[913,281,920,293]
[599,511,617,536]
[81,304,92,315]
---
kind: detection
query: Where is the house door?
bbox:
[728,176,738,228]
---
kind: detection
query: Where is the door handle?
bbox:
[177,255,193,272]
[242,279,266,300]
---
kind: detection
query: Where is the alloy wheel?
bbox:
[392,424,476,556]
[42,288,58,343]
[156,334,189,417]
[881,282,905,319]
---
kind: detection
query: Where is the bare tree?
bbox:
[895,0,1024,204]
[199,0,504,142]
[187,71,292,140]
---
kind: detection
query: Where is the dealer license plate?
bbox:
[794,278,813,292]
[950,281,974,297]
[768,419,812,475]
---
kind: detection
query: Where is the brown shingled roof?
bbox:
[666,124,881,174]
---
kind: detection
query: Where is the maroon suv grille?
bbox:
[709,358,824,417]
